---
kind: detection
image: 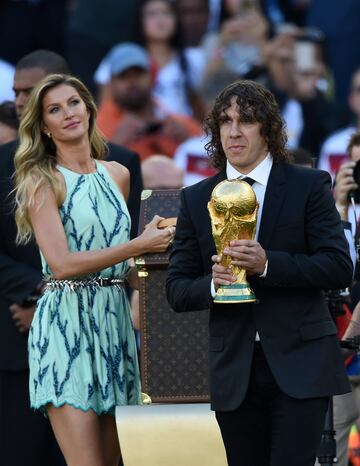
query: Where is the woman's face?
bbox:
[41,84,90,144]
[142,0,176,42]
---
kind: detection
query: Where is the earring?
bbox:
[46,132,52,138]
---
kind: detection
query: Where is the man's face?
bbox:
[349,71,360,117]
[13,67,47,118]
[110,67,151,112]
[219,97,268,174]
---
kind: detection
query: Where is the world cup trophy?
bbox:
[208,179,259,303]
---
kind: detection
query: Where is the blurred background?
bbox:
[2,0,360,180]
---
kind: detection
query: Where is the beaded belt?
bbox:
[44,277,125,292]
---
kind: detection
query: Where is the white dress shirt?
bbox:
[226,153,273,240]
[211,154,273,340]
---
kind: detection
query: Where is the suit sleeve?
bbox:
[106,144,143,239]
[0,153,42,304]
[263,171,353,289]
[126,152,143,239]
[0,250,41,305]
[166,189,212,312]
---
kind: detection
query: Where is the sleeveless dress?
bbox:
[28,161,141,415]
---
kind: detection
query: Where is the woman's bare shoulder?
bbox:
[99,160,130,181]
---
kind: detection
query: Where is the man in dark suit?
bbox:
[166,80,353,466]
[0,49,142,466]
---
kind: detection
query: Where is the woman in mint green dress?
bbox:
[13,74,173,466]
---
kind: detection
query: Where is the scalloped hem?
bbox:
[31,400,118,418]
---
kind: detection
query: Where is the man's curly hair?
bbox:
[204,80,289,171]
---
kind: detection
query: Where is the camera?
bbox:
[350,160,360,203]
[325,289,348,319]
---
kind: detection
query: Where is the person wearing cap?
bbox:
[96,42,202,161]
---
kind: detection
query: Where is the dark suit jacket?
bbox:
[106,143,143,239]
[0,141,42,371]
[166,162,352,411]
[0,140,142,371]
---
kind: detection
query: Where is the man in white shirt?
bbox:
[173,134,217,186]
[167,80,352,466]
[318,67,360,178]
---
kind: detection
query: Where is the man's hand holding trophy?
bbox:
[208,178,261,304]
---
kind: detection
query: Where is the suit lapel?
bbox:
[258,163,287,249]
[211,170,227,188]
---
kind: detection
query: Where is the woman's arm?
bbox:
[28,183,170,280]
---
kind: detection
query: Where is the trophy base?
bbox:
[214,284,257,304]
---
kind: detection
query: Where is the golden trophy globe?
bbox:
[208,179,259,304]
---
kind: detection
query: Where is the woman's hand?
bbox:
[136,215,175,254]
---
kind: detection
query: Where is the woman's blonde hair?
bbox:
[14,73,107,244]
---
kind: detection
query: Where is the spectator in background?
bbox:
[173,133,218,186]
[289,145,358,279]
[0,101,18,145]
[208,0,310,33]
[318,68,360,178]
[319,133,360,466]
[138,0,206,118]
[333,132,360,227]
[261,0,310,29]
[95,0,206,118]
[12,50,70,119]
[176,0,210,47]
[97,43,202,160]
[329,297,360,466]
[263,26,350,159]
[201,0,269,99]
[142,154,185,190]
[66,0,142,95]
[306,0,360,103]
[332,132,360,307]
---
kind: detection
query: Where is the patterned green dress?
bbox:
[29,161,141,415]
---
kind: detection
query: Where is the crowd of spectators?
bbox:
[1,0,360,177]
